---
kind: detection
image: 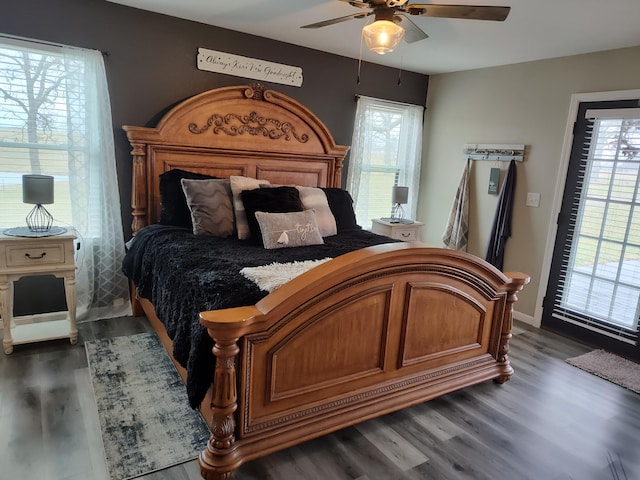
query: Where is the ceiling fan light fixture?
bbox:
[362,20,405,55]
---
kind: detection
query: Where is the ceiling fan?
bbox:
[301,1,511,54]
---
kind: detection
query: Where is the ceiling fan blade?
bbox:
[339,0,398,7]
[397,14,429,43]
[301,12,372,29]
[405,4,511,21]
[340,0,373,9]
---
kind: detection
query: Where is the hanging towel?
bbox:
[442,159,471,251]
[485,159,517,270]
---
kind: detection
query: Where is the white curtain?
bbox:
[0,37,131,321]
[346,96,423,228]
[66,48,131,321]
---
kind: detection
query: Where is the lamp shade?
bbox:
[362,20,405,55]
[23,174,54,205]
[392,186,409,205]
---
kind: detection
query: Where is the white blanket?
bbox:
[240,258,333,292]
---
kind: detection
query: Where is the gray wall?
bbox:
[1,0,429,315]
[2,0,428,240]
[418,45,640,324]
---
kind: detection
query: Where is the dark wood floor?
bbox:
[1,317,638,480]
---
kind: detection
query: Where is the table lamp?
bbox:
[23,174,54,232]
[391,185,408,222]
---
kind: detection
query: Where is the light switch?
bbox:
[526,192,540,207]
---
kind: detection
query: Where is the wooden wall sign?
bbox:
[197,48,303,87]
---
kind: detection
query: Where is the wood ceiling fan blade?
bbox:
[405,4,511,21]
[339,0,391,6]
[397,14,429,43]
[343,0,373,8]
[301,12,372,29]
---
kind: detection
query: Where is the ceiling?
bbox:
[106,0,640,75]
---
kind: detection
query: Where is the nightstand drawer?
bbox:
[391,228,418,241]
[371,219,423,243]
[6,243,66,267]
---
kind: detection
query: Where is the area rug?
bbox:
[566,349,640,394]
[86,333,211,480]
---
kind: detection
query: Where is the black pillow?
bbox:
[159,169,218,228]
[321,188,360,232]
[241,186,304,243]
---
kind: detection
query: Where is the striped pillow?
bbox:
[230,176,270,240]
[295,186,337,237]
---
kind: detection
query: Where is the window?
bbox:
[346,96,423,229]
[0,36,131,321]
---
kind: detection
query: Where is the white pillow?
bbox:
[229,176,270,240]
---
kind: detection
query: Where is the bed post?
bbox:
[128,141,148,316]
[199,333,241,480]
[494,272,530,384]
[333,156,343,188]
[130,141,148,236]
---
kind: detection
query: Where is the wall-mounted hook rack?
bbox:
[463,143,525,162]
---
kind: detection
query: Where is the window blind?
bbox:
[0,41,81,229]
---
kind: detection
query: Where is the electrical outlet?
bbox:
[526,192,540,207]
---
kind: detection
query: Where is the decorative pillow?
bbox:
[295,186,337,237]
[180,178,234,237]
[229,176,270,240]
[255,210,324,249]
[241,186,304,243]
[159,169,218,228]
[321,188,360,232]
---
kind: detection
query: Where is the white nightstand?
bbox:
[0,230,78,354]
[371,219,423,242]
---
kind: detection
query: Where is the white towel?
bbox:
[442,159,471,251]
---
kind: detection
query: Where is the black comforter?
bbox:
[122,224,397,408]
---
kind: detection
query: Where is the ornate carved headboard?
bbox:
[123,84,349,235]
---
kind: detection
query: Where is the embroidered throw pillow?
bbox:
[229,176,270,240]
[180,178,234,237]
[255,210,324,249]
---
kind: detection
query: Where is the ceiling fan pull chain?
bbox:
[397,55,403,86]
[357,30,364,84]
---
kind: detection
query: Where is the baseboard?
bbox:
[513,310,539,328]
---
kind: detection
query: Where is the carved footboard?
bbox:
[198,243,529,479]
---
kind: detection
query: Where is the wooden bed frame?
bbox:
[123,84,529,480]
